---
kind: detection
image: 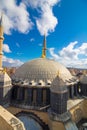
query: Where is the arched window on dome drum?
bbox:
[68,85,74,99]
[29,82,32,85]
[17,87,24,101]
[11,86,18,100]
[80,83,87,96]
[37,88,43,106]
[17,87,20,100]
[47,83,51,85]
[27,88,33,105]
[42,89,46,105]
[38,82,42,85]
[77,83,82,96]
[33,88,37,105]
[46,88,50,105]
[24,88,29,103]
[70,85,74,99]
[74,84,78,96]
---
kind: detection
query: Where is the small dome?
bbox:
[13,58,73,86]
[79,75,87,84]
[50,76,67,93]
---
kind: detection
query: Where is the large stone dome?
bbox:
[13,58,73,85]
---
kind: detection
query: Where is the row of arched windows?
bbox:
[11,86,50,107]
[68,83,87,99]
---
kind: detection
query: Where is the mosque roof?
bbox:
[13,58,74,86]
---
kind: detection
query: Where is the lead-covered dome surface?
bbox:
[13,58,73,85]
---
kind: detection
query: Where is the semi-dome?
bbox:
[13,58,73,85]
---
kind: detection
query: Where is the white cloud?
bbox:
[59,41,78,60]
[23,0,60,35]
[49,41,87,68]
[3,56,23,67]
[2,43,23,67]
[30,38,35,42]
[24,0,60,9]
[36,4,58,35]
[3,44,11,53]
[0,0,60,35]
[78,43,87,56]
[49,48,59,60]
[0,0,33,34]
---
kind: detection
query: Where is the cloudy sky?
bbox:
[0,0,87,68]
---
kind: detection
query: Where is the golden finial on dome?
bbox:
[57,71,60,78]
[41,33,47,58]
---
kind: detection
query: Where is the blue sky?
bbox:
[1,0,87,68]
